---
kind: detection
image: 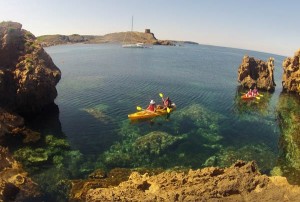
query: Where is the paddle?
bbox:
[159,92,171,114]
[136,106,144,111]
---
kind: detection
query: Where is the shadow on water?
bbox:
[25,103,64,137]
[1,103,64,150]
[275,92,300,184]
[5,104,80,202]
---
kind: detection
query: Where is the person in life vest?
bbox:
[246,89,253,97]
[147,100,156,112]
[252,86,259,96]
[162,96,172,109]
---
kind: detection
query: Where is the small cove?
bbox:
[14,43,300,200]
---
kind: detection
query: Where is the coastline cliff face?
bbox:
[282,49,300,93]
[0,21,61,115]
[237,55,276,91]
[0,21,62,200]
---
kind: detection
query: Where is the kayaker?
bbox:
[162,97,172,109]
[252,86,258,96]
[246,89,253,97]
[146,100,156,112]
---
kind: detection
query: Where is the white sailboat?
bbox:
[122,42,147,48]
[122,17,150,48]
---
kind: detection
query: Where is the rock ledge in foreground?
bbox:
[83,161,300,201]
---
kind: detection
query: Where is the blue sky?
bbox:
[0,0,299,56]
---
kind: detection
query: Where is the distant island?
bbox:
[37,29,199,47]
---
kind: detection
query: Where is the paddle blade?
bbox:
[259,94,263,97]
[167,107,171,113]
[255,96,260,100]
[159,93,163,98]
[136,106,143,111]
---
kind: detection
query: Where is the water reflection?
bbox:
[11,104,82,201]
[276,93,300,184]
[25,103,64,137]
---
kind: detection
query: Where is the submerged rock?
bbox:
[0,146,41,201]
[205,144,276,172]
[173,104,221,133]
[84,161,300,201]
[134,131,183,155]
[173,104,223,144]
[276,93,300,184]
[82,104,112,124]
[282,49,300,93]
[102,130,184,168]
[237,55,276,91]
[14,135,70,167]
[0,21,61,115]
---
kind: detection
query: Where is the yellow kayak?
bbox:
[128,105,176,120]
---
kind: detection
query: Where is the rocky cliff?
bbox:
[282,49,300,93]
[0,21,61,115]
[237,55,276,91]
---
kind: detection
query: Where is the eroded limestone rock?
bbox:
[282,49,300,93]
[0,21,61,115]
[83,161,300,201]
[238,55,276,91]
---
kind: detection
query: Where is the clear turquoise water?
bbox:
[49,44,283,154]
[16,43,300,200]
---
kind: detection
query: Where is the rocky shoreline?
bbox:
[37,32,198,47]
[1,21,300,201]
[0,21,62,200]
[81,161,300,201]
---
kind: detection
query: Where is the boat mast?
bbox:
[131,16,133,32]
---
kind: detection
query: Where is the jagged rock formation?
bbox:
[0,147,41,201]
[282,49,300,93]
[237,55,276,91]
[69,161,300,201]
[0,21,61,115]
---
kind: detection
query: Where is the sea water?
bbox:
[15,43,300,200]
[50,44,283,152]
